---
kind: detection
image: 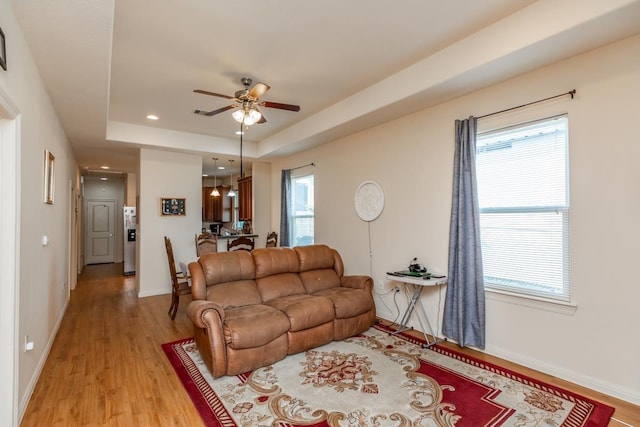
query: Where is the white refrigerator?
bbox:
[123,206,136,275]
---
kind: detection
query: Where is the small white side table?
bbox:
[386,273,447,348]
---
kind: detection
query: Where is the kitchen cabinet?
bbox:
[202,187,214,221]
[238,176,252,221]
[202,186,231,222]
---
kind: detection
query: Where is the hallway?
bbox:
[20,263,202,426]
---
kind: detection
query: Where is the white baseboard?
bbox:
[484,343,640,406]
[138,289,171,298]
[374,309,640,406]
[18,298,69,422]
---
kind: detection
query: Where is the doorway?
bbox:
[86,200,116,264]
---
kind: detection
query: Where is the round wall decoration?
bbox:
[354,180,385,222]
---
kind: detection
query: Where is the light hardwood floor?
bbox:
[21,263,202,426]
[21,263,639,426]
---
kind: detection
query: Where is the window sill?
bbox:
[485,288,577,316]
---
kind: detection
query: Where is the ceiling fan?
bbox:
[193,77,301,126]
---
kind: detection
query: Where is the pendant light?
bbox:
[227,159,236,197]
[210,157,220,197]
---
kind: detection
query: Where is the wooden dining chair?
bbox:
[265,231,278,247]
[227,236,255,252]
[195,232,218,256]
[164,236,191,320]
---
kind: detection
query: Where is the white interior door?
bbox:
[86,200,116,264]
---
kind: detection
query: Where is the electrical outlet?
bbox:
[377,280,385,291]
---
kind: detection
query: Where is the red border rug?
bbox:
[162,324,613,426]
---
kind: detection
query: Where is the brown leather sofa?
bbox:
[186,244,376,378]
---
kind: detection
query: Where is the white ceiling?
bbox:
[10,0,640,178]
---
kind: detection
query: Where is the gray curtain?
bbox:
[280,169,292,247]
[442,116,486,349]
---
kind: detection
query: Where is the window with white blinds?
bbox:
[290,174,315,246]
[476,115,570,301]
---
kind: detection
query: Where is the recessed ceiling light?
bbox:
[202,174,208,177]
[218,166,225,170]
[100,177,108,181]
[147,114,159,120]
[100,165,110,170]
[235,131,244,135]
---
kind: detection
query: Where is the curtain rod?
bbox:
[477,89,576,120]
[289,162,315,171]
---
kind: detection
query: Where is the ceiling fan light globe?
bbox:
[232,107,262,126]
[246,108,262,125]
[232,109,246,123]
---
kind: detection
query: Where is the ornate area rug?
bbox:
[162,324,613,426]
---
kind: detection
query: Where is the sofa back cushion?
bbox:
[253,247,300,277]
[294,245,344,294]
[253,247,306,301]
[199,251,261,307]
[207,280,262,309]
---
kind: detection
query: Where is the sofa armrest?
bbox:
[188,262,207,300]
[340,275,373,293]
[186,300,228,378]
[187,300,225,326]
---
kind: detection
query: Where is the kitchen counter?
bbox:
[217,234,258,239]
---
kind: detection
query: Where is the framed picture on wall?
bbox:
[0,26,6,71]
[161,198,186,216]
[43,150,55,204]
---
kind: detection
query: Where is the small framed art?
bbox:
[44,150,55,204]
[0,26,6,71]
[161,198,186,216]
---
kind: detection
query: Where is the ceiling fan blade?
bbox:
[193,89,234,99]
[262,101,301,112]
[194,105,235,116]
[248,82,270,99]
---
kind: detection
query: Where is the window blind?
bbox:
[476,115,570,301]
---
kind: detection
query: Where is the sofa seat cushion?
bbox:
[313,287,374,319]
[223,305,290,350]
[266,294,335,332]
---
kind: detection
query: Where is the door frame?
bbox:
[84,198,117,265]
[68,181,77,292]
[0,87,20,426]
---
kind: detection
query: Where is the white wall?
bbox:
[0,0,80,421]
[270,35,640,404]
[252,161,271,248]
[83,178,125,263]
[138,148,202,297]
[0,90,20,427]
